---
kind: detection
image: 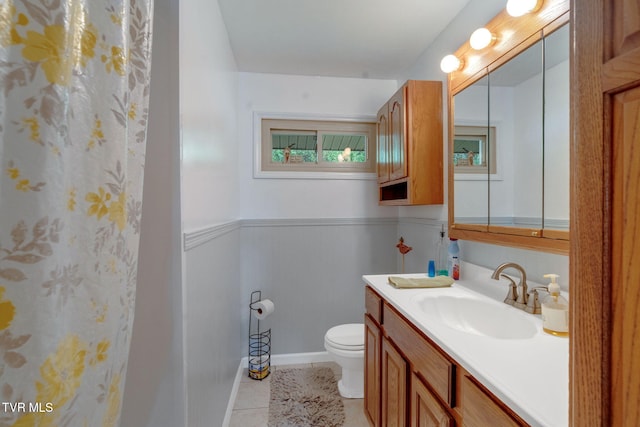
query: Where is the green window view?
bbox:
[260,117,376,174]
[453,136,485,167]
[271,131,367,164]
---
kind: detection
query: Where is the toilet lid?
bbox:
[326,323,364,350]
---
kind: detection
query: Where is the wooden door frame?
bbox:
[570,0,610,425]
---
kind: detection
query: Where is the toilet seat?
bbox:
[325,323,364,351]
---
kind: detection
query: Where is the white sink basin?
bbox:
[416,295,538,340]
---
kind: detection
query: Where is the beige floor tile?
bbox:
[233,377,271,410]
[228,407,269,427]
[342,398,370,427]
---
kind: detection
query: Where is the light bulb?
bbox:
[506,0,542,17]
[470,28,495,50]
[440,55,462,73]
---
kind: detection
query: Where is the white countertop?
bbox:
[363,262,568,427]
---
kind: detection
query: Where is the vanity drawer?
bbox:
[382,302,454,407]
[365,286,382,324]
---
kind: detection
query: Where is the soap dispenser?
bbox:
[541,274,569,337]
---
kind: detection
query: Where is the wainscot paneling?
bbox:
[184,226,242,427]
[239,218,398,356]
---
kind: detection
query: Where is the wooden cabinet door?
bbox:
[611,82,640,427]
[572,0,640,426]
[410,373,453,427]
[460,376,521,427]
[382,337,408,427]
[388,86,407,181]
[364,314,381,427]
[608,4,640,427]
[377,105,390,184]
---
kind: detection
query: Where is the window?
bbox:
[258,116,376,177]
[453,125,497,174]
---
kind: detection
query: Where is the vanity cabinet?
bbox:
[364,286,528,427]
[376,80,443,206]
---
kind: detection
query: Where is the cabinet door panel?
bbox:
[365,314,381,427]
[377,106,390,184]
[611,0,640,57]
[365,286,382,324]
[411,373,453,427]
[611,84,640,427]
[383,303,454,405]
[382,337,407,427]
[389,88,407,181]
[461,375,521,427]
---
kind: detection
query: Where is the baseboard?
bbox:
[270,351,333,366]
[221,361,246,427]
[223,351,332,426]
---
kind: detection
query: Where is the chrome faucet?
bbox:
[491,262,529,310]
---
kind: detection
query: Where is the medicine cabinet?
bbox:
[447,0,570,254]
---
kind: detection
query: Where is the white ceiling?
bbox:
[217,0,473,79]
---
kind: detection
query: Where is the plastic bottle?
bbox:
[447,238,460,278]
[452,256,460,280]
[435,226,449,276]
[541,274,569,337]
[427,260,436,277]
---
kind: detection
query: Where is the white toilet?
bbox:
[324,323,365,399]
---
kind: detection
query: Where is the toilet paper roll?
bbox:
[253,299,275,320]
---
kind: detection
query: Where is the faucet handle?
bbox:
[525,287,547,314]
[500,274,518,306]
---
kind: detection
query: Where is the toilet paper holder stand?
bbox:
[248,290,271,380]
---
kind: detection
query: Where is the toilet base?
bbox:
[336,366,364,399]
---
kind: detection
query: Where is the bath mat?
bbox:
[268,366,345,427]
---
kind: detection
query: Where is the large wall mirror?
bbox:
[447,0,569,254]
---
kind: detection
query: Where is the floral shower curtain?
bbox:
[0,0,153,425]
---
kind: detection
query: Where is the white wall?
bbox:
[121,0,184,424]
[181,1,239,230]
[126,0,243,426]
[237,73,399,220]
[180,0,242,426]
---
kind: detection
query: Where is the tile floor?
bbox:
[229,362,370,427]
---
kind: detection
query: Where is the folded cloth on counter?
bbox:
[387,276,454,289]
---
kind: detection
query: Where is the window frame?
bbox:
[253,112,377,180]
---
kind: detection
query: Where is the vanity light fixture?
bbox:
[506,0,543,17]
[470,28,496,50]
[440,54,463,73]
